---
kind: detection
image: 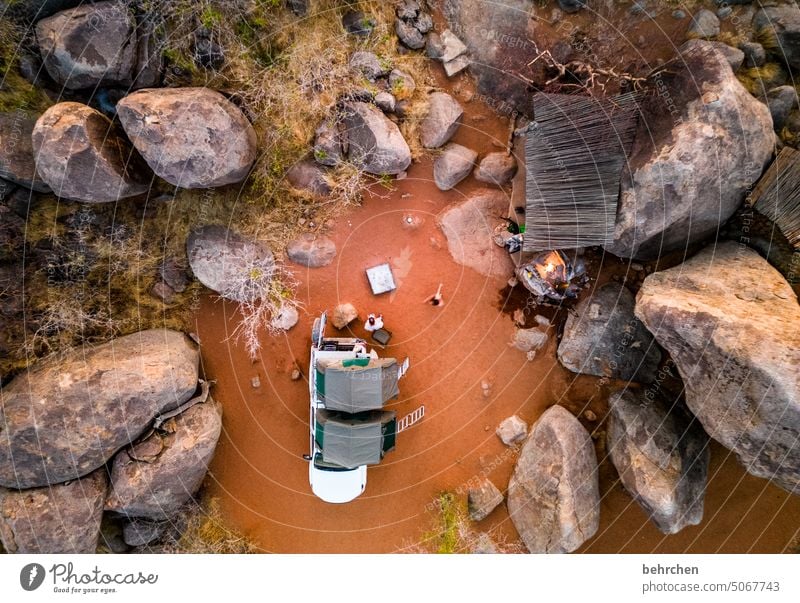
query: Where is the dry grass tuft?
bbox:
[164,497,259,554]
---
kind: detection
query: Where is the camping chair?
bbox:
[371,327,392,347]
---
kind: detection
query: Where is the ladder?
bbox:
[396,405,425,433]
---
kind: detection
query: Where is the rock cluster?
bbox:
[0,330,222,553]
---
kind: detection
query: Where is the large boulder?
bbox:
[116,87,257,188]
[605,40,774,260]
[0,112,51,192]
[0,329,199,489]
[286,233,337,268]
[635,242,800,494]
[420,92,463,148]
[32,102,149,202]
[0,469,107,553]
[341,101,411,175]
[438,189,515,279]
[558,282,662,383]
[106,398,222,520]
[508,405,600,553]
[35,2,137,89]
[608,390,710,534]
[286,159,331,198]
[186,225,275,302]
[433,143,477,190]
[753,6,800,71]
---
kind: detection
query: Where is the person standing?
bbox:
[364,313,384,332]
[423,284,445,307]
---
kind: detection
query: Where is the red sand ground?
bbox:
[195,12,800,552]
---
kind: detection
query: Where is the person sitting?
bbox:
[423,284,445,307]
[364,313,384,332]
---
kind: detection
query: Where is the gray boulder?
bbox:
[508,405,600,553]
[287,159,331,197]
[421,92,463,148]
[740,41,766,68]
[0,469,107,553]
[558,0,585,13]
[438,189,515,279]
[753,6,800,71]
[467,479,504,521]
[374,92,397,113]
[688,9,720,39]
[32,102,149,203]
[558,283,662,383]
[286,233,337,268]
[433,143,477,190]
[106,398,222,520]
[341,101,411,175]
[0,112,51,192]
[474,152,517,186]
[117,87,257,188]
[35,2,137,89]
[635,242,800,494]
[605,40,773,260]
[608,390,710,534]
[440,29,468,63]
[186,225,275,302]
[0,329,199,489]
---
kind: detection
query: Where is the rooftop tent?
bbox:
[316,357,400,413]
[317,410,397,468]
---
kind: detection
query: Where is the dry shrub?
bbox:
[164,497,258,554]
[406,492,524,554]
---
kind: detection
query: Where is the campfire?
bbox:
[516,250,587,303]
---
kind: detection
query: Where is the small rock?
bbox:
[425,32,445,60]
[717,7,732,20]
[740,42,766,68]
[480,380,492,398]
[342,11,376,36]
[151,281,176,303]
[496,415,528,446]
[332,302,359,329]
[313,118,344,166]
[395,19,425,49]
[159,257,189,293]
[767,86,799,131]
[396,0,420,20]
[474,152,518,186]
[287,159,331,198]
[672,9,686,19]
[534,314,550,328]
[443,54,471,77]
[388,69,416,100]
[468,479,504,521]
[421,92,464,148]
[511,327,547,352]
[512,308,526,326]
[433,143,477,190]
[688,9,720,39]
[441,29,468,62]
[291,369,302,381]
[194,34,224,70]
[251,376,261,388]
[374,91,397,113]
[287,0,309,17]
[583,409,597,422]
[286,233,337,268]
[349,51,388,81]
[558,0,585,13]
[471,532,498,554]
[271,304,299,331]
[122,518,167,548]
